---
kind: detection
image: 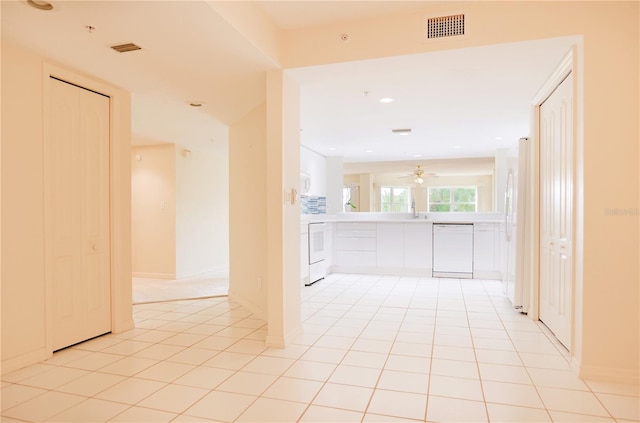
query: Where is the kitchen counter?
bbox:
[305,212,505,280]
[306,212,503,224]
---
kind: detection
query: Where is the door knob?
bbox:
[92,244,97,251]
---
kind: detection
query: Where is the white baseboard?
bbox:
[112,317,135,334]
[176,266,230,280]
[2,347,51,375]
[132,272,175,279]
[329,265,432,277]
[473,270,502,280]
[265,334,285,348]
[578,362,640,385]
[228,290,266,321]
[133,266,230,280]
[328,266,501,280]
[266,324,304,349]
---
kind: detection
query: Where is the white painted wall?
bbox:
[131,144,176,278]
[325,157,344,214]
[228,103,268,318]
[1,40,133,373]
[266,70,302,347]
[300,145,326,196]
[1,40,48,367]
[280,2,639,382]
[131,143,229,279]
[175,146,229,277]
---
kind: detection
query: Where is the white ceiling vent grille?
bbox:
[426,14,465,39]
[110,43,141,53]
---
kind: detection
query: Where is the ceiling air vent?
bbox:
[110,43,141,53]
[392,128,412,135]
[426,14,465,39]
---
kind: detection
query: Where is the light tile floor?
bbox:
[2,273,639,422]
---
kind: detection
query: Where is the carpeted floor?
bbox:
[132,272,229,304]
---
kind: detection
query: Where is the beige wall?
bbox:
[132,144,229,279]
[266,70,302,347]
[228,104,268,318]
[1,40,47,365]
[228,72,303,345]
[281,1,639,382]
[131,144,176,278]
[1,40,133,373]
[2,1,637,383]
[176,147,229,278]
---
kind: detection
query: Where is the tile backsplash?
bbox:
[300,195,326,214]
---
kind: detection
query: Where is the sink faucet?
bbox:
[411,199,419,219]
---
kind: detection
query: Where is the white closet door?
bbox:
[49,77,111,351]
[539,72,573,348]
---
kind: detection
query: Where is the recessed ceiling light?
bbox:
[412,154,422,158]
[365,149,373,153]
[27,0,53,10]
[328,147,337,151]
[453,145,462,149]
[379,97,394,103]
[495,137,503,140]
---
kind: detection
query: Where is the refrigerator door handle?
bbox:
[504,169,514,242]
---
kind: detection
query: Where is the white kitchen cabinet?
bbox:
[404,223,432,270]
[334,250,377,267]
[335,236,376,251]
[334,222,377,268]
[473,222,501,279]
[377,223,404,268]
[328,219,501,279]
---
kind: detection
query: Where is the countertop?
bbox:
[302,212,504,224]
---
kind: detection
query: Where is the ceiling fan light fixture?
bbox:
[414,176,424,184]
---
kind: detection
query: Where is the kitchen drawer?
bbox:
[336,229,376,238]
[334,250,377,267]
[336,222,377,231]
[335,236,376,251]
[473,222,497,232]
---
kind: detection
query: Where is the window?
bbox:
[381,186,410,212]
[428,186,477,212]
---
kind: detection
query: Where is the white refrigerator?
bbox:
[502,137,530,312]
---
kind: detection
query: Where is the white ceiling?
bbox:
[2,1,577,165]
[1,0,275,150]
[289,37,576,165]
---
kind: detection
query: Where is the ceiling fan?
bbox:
[400,165,427,184]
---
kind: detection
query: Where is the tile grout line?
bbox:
[462,278,493,423]
[359,274,417,422]
[423,275,442,423]
[3,274,636,422]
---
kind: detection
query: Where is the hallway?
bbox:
[132,271,230,304]
[1,274,638,422]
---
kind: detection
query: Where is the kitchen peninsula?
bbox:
[311,212,504,280]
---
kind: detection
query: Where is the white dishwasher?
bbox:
[432,224,474,279]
